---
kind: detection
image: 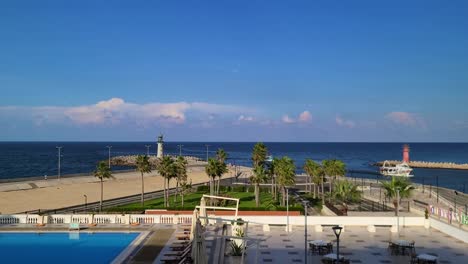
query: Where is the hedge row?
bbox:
[196,185,271,193]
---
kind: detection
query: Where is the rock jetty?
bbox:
[374,160,468,170]
[109,155,205,167]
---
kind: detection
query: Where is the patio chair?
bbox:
[327,242,333,254]
[388,242,400,255]
[309,243,317,255]
[410,253,418,264]
[409,241,416,254]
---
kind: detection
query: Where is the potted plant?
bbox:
[424,208,430,229]
[36,212,47,227]
[88,213,97,227]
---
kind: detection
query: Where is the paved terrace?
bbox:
[243,225,467,264]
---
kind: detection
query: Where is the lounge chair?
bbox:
[69,223,80,231]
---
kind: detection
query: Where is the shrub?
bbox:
[231,186,246,192]
[219,186,231,192]
[196,186,210,192]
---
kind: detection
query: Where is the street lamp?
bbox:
[396,188,400,235]
[56,146,63,180]
[145,145,151,156]
[106,146,112,168]
[177,144,183,156]
[332,225,343,263]
[303,201,309,264]
[286,188,289,232]
[454,191,459,212]
[84,195,87,212]
[205,145,210,161]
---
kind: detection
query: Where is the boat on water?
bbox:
[380,161,414,177]
[265,155,273,162]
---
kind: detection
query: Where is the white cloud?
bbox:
[282,110,312,124]
[386,112,425,127]
[298,111,312,123]
[282,115,295,124]
[238,115,254,122]
[336,115,356,128]
[0,98,251,127]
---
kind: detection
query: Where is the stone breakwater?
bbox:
[109,155,205,167]
[374,160,468,170]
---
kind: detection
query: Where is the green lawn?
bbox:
[106,191,304,213]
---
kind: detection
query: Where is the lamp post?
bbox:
[177,144,183,156]
[145,145,151,156]
[396,188,400,235]
[106,146,112,168]
[422,175,425,193]
[56,146,63,180]
[286,188,289,232]
[205,145,210,161]
[436,175,439,203]
[84,195,87,212]
[332,226,343,263]
[303,201,309,264]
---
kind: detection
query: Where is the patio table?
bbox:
[416,253,438,263]
[323,253,344,260]
[310,240,328,246]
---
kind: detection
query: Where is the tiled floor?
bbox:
[243,225,467,264]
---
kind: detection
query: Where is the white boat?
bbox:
[265,155,273,162]
[380,161,414,177]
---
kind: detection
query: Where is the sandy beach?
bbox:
[0,165,251,214]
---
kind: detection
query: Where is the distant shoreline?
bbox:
[374,160,468,170]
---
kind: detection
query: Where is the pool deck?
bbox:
[242,225,468,263]
[129,227,175,264]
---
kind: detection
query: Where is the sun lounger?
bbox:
[176,234,189,240]
[160,246,191,263]
[69,223,80,231]
[164,244,191,256]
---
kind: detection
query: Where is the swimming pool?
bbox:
[0,232,140,264]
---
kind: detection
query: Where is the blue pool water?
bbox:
[0,232,139,264]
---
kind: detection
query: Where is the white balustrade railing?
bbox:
[130,214,159,224]
[71,215,91,224]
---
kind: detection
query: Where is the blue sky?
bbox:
[1,0,468,141]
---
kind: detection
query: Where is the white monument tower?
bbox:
[157,134,164,158]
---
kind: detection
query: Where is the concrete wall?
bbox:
[228,216,425,226]
[430,218,468,243]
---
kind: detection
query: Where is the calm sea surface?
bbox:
[0,142,467,191]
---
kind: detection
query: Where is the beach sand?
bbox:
[0,165,251,214]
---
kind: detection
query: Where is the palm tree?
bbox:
[205,158,219,199]
[323,159,346,200]
[174,156,188,203]
[332,180,361,213]
[157,156,175,207]
[275,157,296,206]
[215,149,228,194]
[94,161,113,212]
[250,165,268,207]
[252,142,268,168]
[135,155,151,206]
[266,159,277,200]
[303,159,323,198]
[216,148,227,163]
[381,177,414,216]
[180,179,192,207]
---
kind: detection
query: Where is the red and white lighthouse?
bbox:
[403,144,410,163]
